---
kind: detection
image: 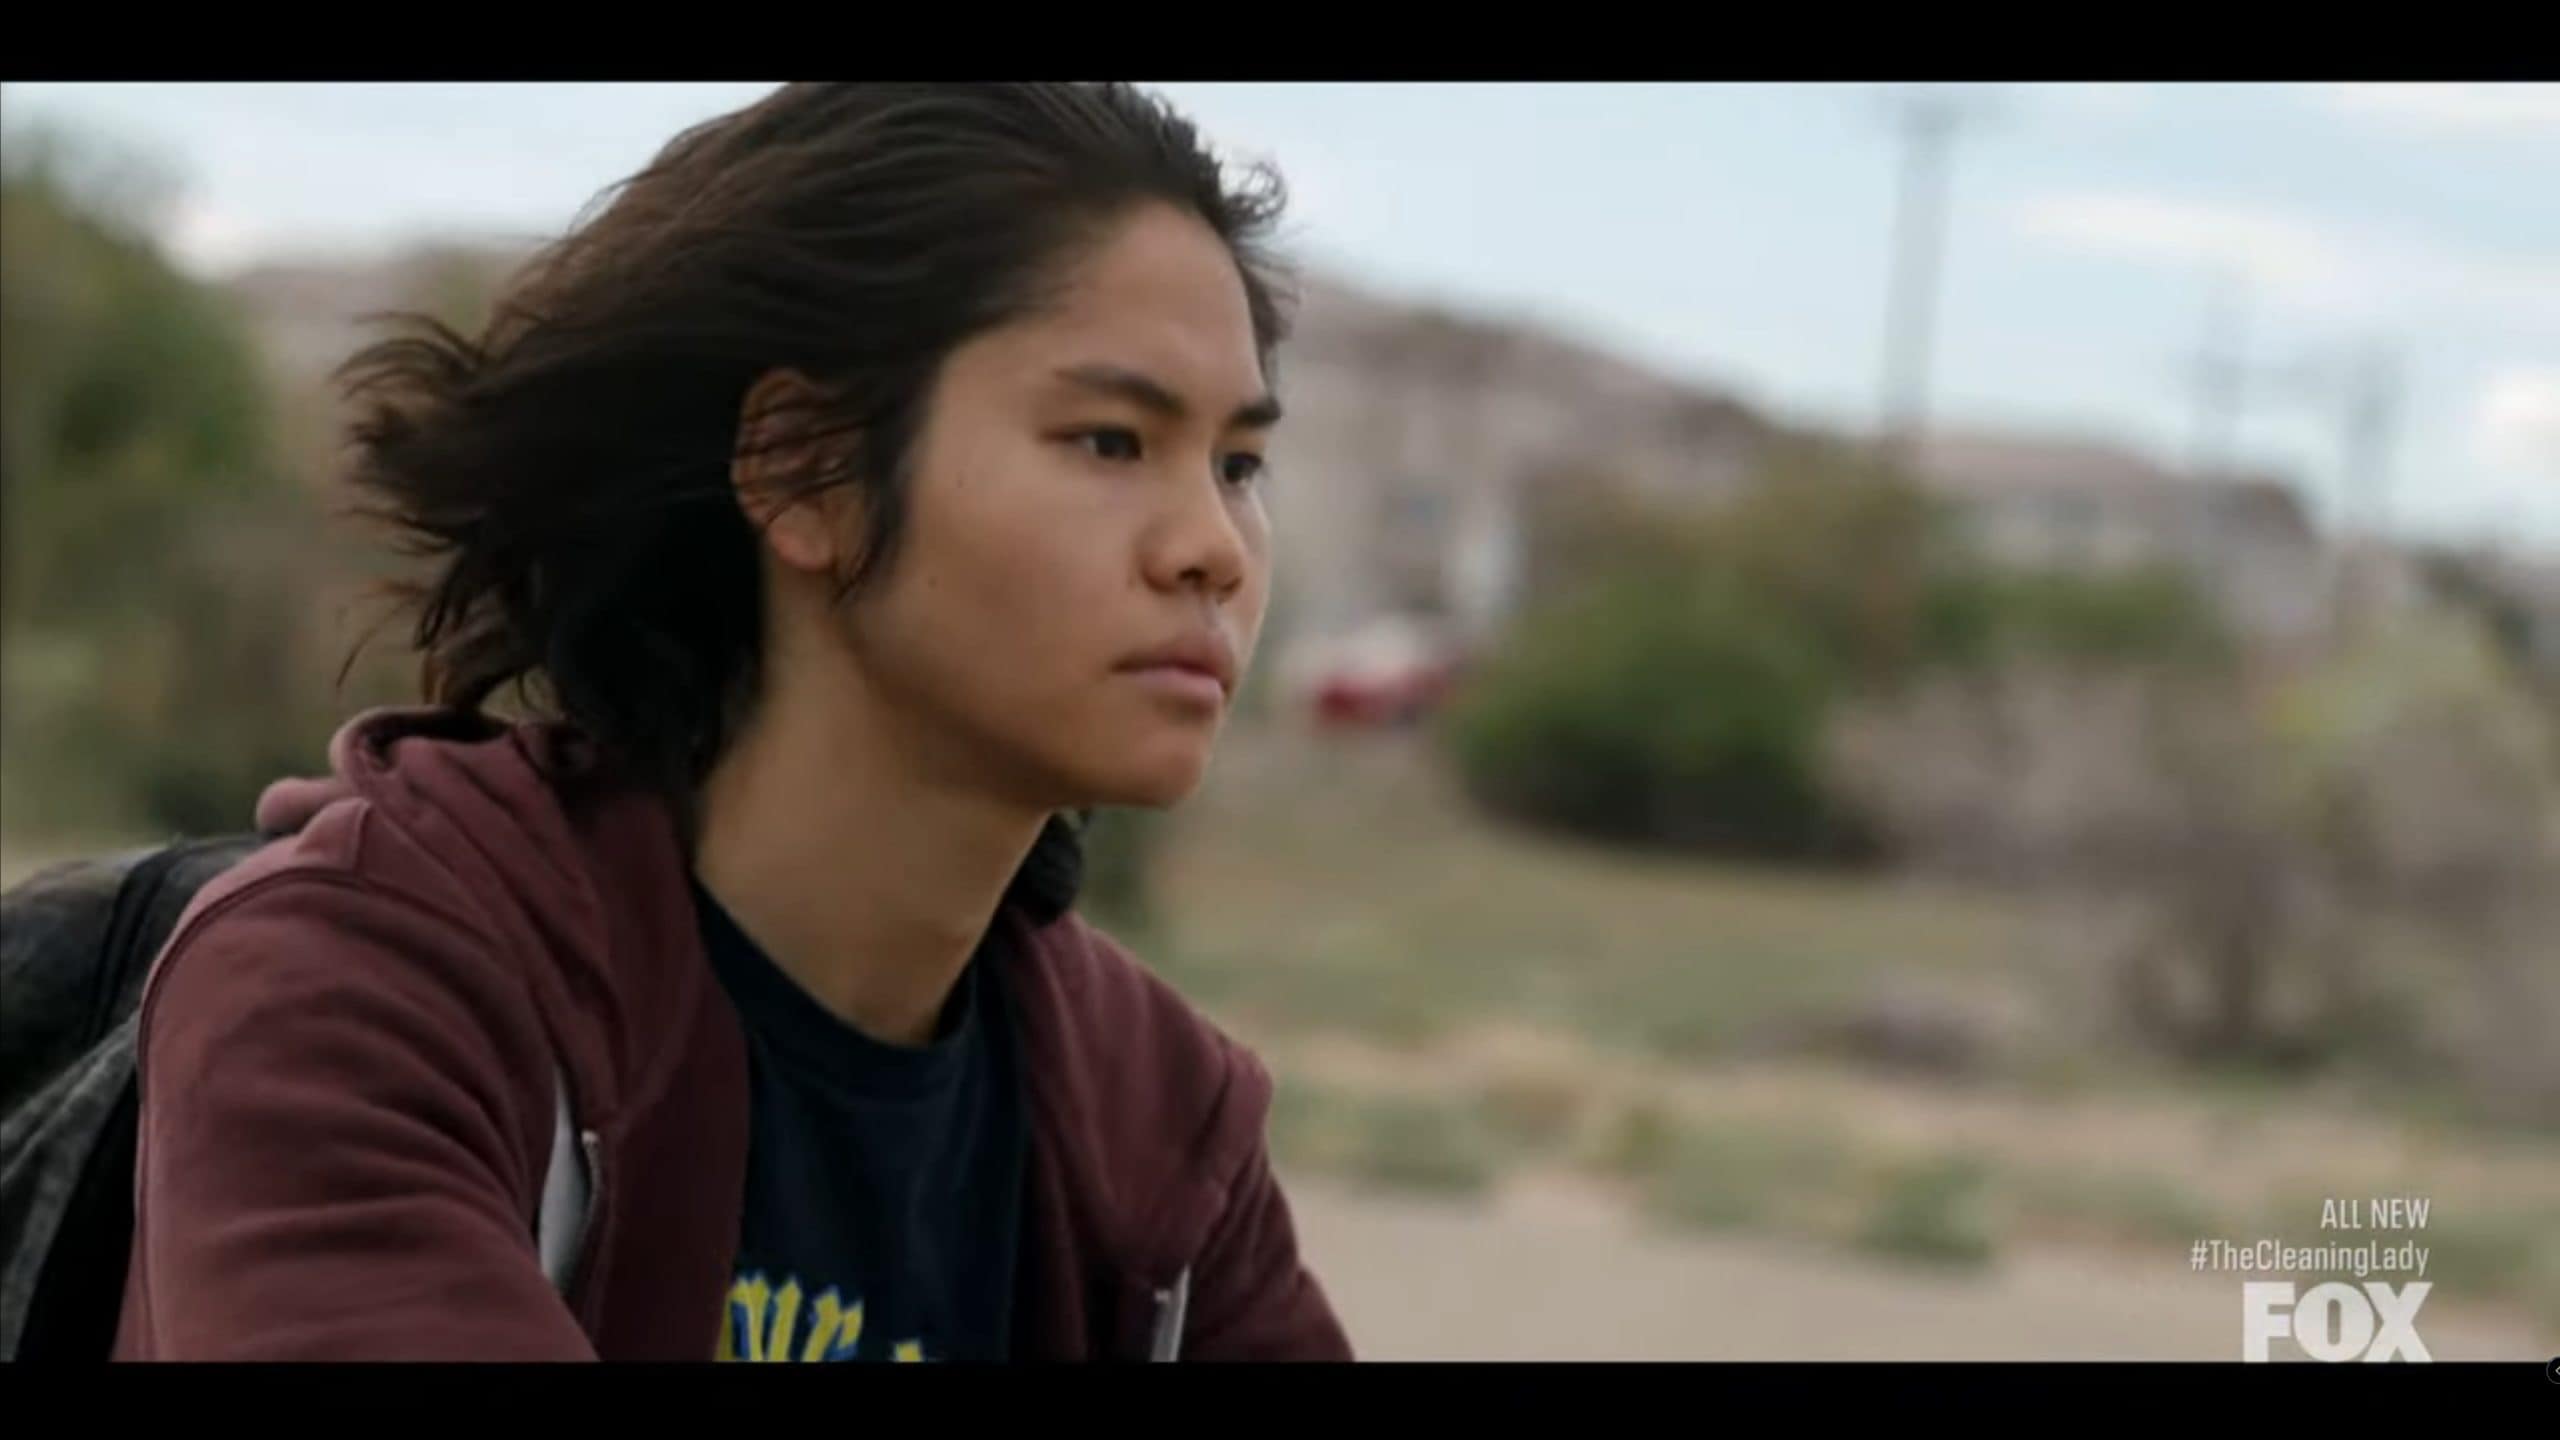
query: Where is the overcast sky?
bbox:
[6,81,2555,554]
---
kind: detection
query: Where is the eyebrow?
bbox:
[1052,363,1283,430]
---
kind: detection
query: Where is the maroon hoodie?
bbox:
[109,707,1352,1362]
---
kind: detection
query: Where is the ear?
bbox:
[732,367,857,577]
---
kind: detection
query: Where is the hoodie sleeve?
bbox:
[115,870,596,1361]
[1174,1049,1355,1362]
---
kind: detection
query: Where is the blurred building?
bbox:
[226,245,519,388]
[1278,282,2343,663]
[1910,428,2330,647]
[1272,275,1772,655]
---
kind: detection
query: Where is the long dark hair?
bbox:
[333,83,1295,925]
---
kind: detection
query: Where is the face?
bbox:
[760,203,1278,812]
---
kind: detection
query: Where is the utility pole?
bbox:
[2341,342,2403,540]
[2183,271,2255,484]
[2259,338,2407,540]
[1874,86,2001,471]
[2169,272,2258,596]
[2248,334,2410,631]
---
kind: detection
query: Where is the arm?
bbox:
[1173,1055,1354,1362]
[117,875,595,1361]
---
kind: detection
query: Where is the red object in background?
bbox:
[1313,677,1387,728]
[1310,655,1466,730]
[1289,615,1474,732]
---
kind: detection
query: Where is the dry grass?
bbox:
[1155,725,2051,1062]
[1257,1024,2560,1328]
[1163,723,2560,1332]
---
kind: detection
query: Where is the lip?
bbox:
[1119,631,1239,700]
[1122,664,1228,709]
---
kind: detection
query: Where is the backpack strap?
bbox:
[2,834,263,1361]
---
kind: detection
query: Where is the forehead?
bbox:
[975,205,1268,403]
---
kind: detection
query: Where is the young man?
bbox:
[110,82,1351,1362]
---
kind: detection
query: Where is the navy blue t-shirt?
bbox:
[695,879,1028,1363]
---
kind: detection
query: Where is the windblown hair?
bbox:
[335,83,1294,924]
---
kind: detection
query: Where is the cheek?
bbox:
[871,451,1125,706]
[846,431,1266,803]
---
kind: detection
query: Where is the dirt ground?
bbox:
[1282,1167,2557,1362]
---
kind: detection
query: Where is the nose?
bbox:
[1143,472,1252,602]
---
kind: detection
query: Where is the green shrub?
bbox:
[1858,1153,2000,1267]
[1631,1115,1861,1236]
[1344,1094,1504,1197]
[1444,571,1865,860]
[1444,447,2226,867]
[1924,565,2226,670]
[2,126,363,842]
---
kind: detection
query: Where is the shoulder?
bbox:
[140,801,548,1121]
[142,798,519,1045]
[175,791,503,958]
[1010,907,1269,1111]
[1004,907,1277,1246]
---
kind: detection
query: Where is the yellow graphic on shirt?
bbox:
[717,1270,930,1362]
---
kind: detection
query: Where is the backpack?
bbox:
[1,834,590,1361]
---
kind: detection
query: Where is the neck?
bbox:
[691,660,1047,1050]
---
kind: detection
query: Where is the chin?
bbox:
[1080,741,1214,810]
[1106,763,1209,810]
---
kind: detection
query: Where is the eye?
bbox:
[1073,427,1144,463]
[1220,452,1269,488]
